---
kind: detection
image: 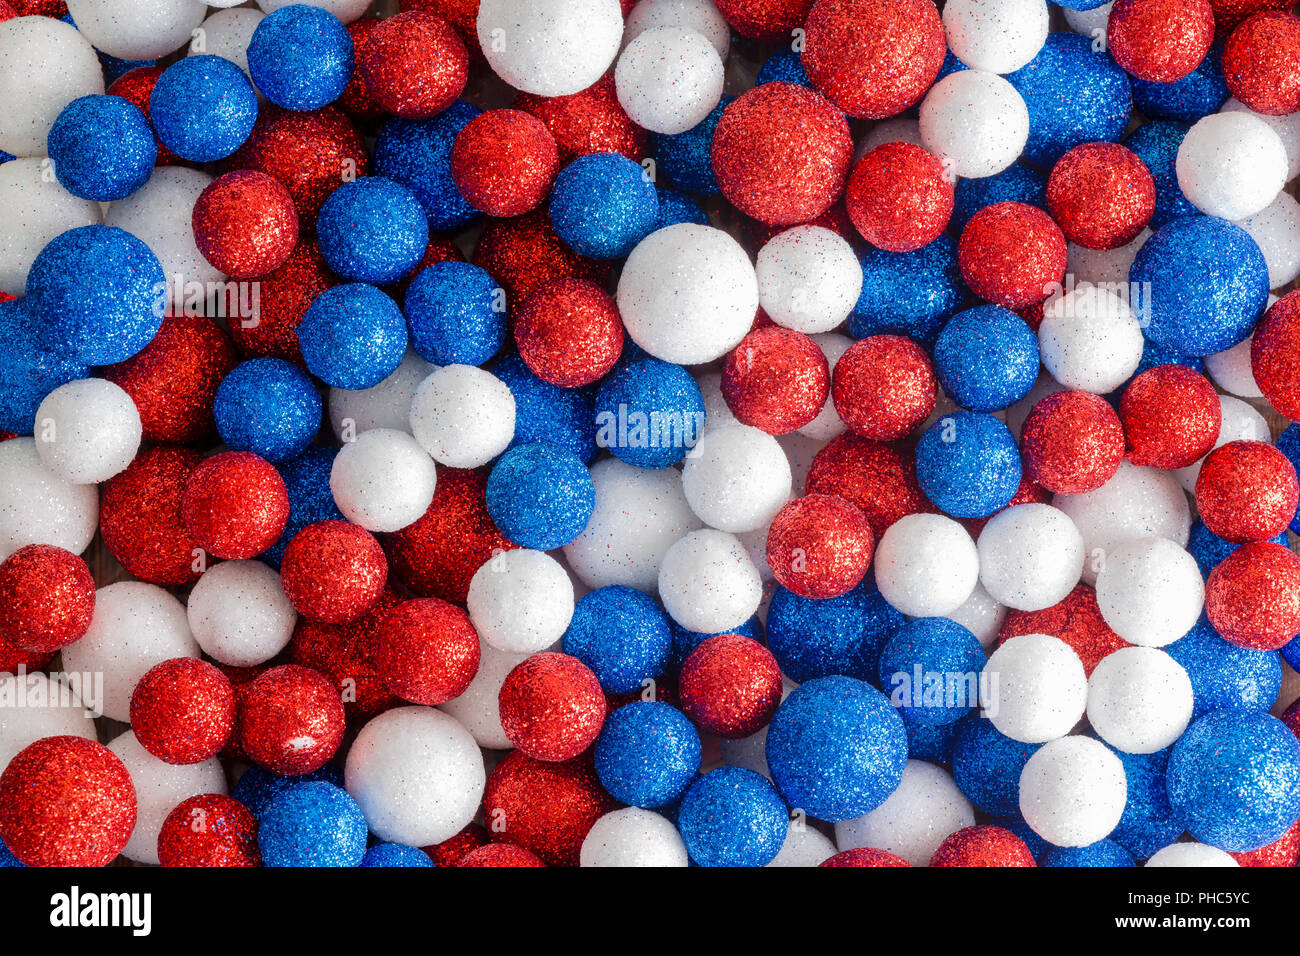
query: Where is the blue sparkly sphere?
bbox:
[247,4,353,111]
[1133,339,1204,380]
[1167,711,1300,852]
[951,164,1048,232]
[677,767,788,867]
[994,814,1050,859]
[670,614,763,669]
[1131,46,1227,124]
[214,358,322,464]
[903,709,961,764]
[1124,120,1200,228]
[877,617,987,726]
[47,95,155,202]
[361,843,434,867]
[594,356,706,469]
[651,95,730,196]
[0,298,87,434]
[494,354,598,463]
[486,441,596,550]
[933,305,1039,412]
[594,701,702,808]
[258,781,368,867]
[1109,746,1186,860]
[849,235,965,344]
[1166,615,1281,720]
[561,585,673,693]
[765,577,904,683]
[232,763,345,818]
[298,284,407,389]
[915,411,1021,518]
[951,714,1042,815]
[27,225,164,366]
[149,55,258,163]
[317,176,429,284]
[550,152,660,259]
[1186,518,1287,578]
[756,48,810,87]
[1041,839,1136,867]
[654,187,709,229]
[1049,0,1112,8]
[374,103,482,232]
[765,675,907,822]
[1274,423,1300,533]
[404,262,505,366]
[1130,216,1268,357]
[266,445,344,568]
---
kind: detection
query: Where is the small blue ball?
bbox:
[374,103,483,232]
[361,843,435,867]
[1166,615,1281,720]
[298,284,407,389]
[1124,120,1200,228]
[951,715,1042,815]
[877,617,987,726]
[1109,746,1186,860]
[654,187,709,229]
[756,48,810,87]
[902,709,961,764]
[951,164,1048,232]
[0,298,87,435]
[1186,518,1287,579]
[1131,45,1227,124]
[47,95,156,201]
[1041,839,1136,867]
[670,614,763,670]
[765,577,904,683]
[933,305,1039,412]
[266,445,344,568]
[404,262,505,366]
[149,55,258,162]
[486,441,595,550]
[677,767,788,867]
[247,4,353,111]
[215,358,322,464]
[494,354,598,463]
[1274,423,1300,533]
[594,701,702,808]
[915,411,1021,518]
[651,96,731,196]
[594,356,706,469]
[550,152,660,259]
[562,585,673,693]
[849,235,966,344]
[232,763,345,818]
[258,781,368,867]
[317,176,429,284]
[98,54,155,85]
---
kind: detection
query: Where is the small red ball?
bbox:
[100,445,204,588]
[515,73,648,163]
[514,278,624,388]
[280,520,388,624]
[806,433,935,537]
[999,583,1128,675]
[1195,440,1299,543]
[287,586,402,718]
[130,658,235,765]
[375,597,480,706]
[231,240,335,363]
[1231,818,1300,866]
[832,335,937,441]
[458,843,547,867]
[238,664,345,775]
[1205,541,1300,650]
[358,10,468,119]
[766,494,875,599]
[715,0,816,41]
[1223,11,1300,114]
[1253,289,1300,420]
[959,202,1067,310]
[473,208,609,303]
[722,326,831,435]
[157,794,260,867]
[820,847,911,867]
[498,652,607,761]
[424,821,490,866]
[1120,365,1221,469]
[192,171,299,280]
[1021,390,1126,495]
[846,142,953,252]
[678,634,783,738]
[451,109,560,218]
[930,825,1037,868]
[1211,0,1294,36]
[482,751,615,867]
[0,544,94,653]
[1109,0,1216,82]
[1047,143,1155,251]
[181,451,290,561]
[0,634,53,676]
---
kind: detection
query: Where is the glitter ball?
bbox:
[149,55,258,163]
[849,237,963,344]
[230,763,344,819]
[952,165,1047,233]
[498,652,606,762]
[805,433,933,537]
[1252,290,1300,418]
[766,577,904,682]
[721,326,830,435]
[361,843,434,867]
[472,208,608,303]
[317,176,429,284]
[47,94,154,202]
[424,822,489,865]
[281,520,387,624]
[593,700,700,807]
[214,358,323,464]
[458,844,546,866]
[1109,0,1216,82]
[593,356,707,468]
[1168,613,1281,718]
[230,241,334,364]
[514,278,624,387]
[652,94,731,197]
[258,781,367,868]
[358,10,467,119]
[299,284,407,390]
[496,354,599,463]
[1222,11,1300,114]
[549,152,659,259]
[482,751,615,867]
[0,544,93,653]
[1047,143,1155,251]
[486,442,596,551]
[246,3,353,112]
[958,202,1066,310]
[933,305,1039,413]
[287,585,400,718]
[916,411,1022,519]
[182,451,290,560]
[711,0,812,41]
[1041,840,1136,867]
[1195,441,1299,543]
[562,585,674,694]
[1232,818,1300,867]
[335,15,385,121]
[375,598,479,705]
[757,46,812,87]
[450,109,559,218]
[268,445,345,568]
[679,634,783,739]
[402,261,503,368]
[239,665,346,776]
[998,583,1128,675]
[614,26,724,136]
[878,618,987,725]
[1124,119,1200,228]
[930,825,1036,867]
[157,794,260,868]
[847,142,953,253]
[1206,541,1300,649]
[766,494,874,599]
[1120,364,1221,469]
[1021,391,1125,495]
[951,715,1041,815]
[1188,518,1288,579]
[832,335,936,441]
[100,445,203,587]
[1131,45,1229,123]
[0,300,87,436]
[374,101,481,233]
[678,766,788,866]
[516,73,648,163]
[106,66,180,166]
[130,658,235,766]
[821,847,911,866]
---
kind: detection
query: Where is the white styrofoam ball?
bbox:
[33,379,141,484]
[0,157,101,295]
[345,706,486,846]
[1067,229,1150,288]
[478,0,624,98]
[624,0,730,60]
[874,514,979,618]
[1064,1,1113,41]
[1039,286,1145,393]
[941,580,1008,649]
[1204,336,1264,399]
[330,428,436,533]
[681,424,792,533]
[1087,646,1194,754]
[1146,842,1240,867]
[615,27,724,135]
[0,438,98,562]
[438,638,532,750]
[834,760,975,866]
[254,0,371,23]
[1019,735,1126,848]
[798,333,853,441]
[943,0,1049,74]
[1004,371,1066,439]
[857,118,925,156]
[658,528,762,633]
[1223,97,1300,181]
[767,825,837,867]
[696,370,741,436]
[0,672,97,774]
[756,226,863,334]
[1171,394,1270,493]
[919,71,1028,178]
[976,504,1084,612]
[580,807,691,867]
[1095,537,1203,648]
[1177,112,1287,221]
[983,633,1088,743]
[1235,190,1300,288]
[467,548,575,654]
[409,364,515,468]
[186,559,296,668]
[66,0,208,61]
[719,724,771,778]
[329,351,435,441]
[0,16,104,157]
[190,7,264,76]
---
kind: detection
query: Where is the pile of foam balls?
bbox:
[5,0,1300,871]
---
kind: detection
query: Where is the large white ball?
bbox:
[0,157,101,296]
[438,638,532,750]
[658,528,762,633]
[874,514,979,618]
[186,559,296,668]
[919,71,1028,178]
[943,0,1049,74]
[681,424,792,533]
[624,0,730,59]
[1019,735,1126,848]
[983,633,1088,743]
[976,504,1084,612]
[767,825,838,867]
[478,0,624,97]
[330,428,437,533]
[329,351,435,441]
[1087,647,1194,754]
[0,672,97,774]
[798,333,853,441]
[580,807,690,867]
[615,27,724,135]
[0,16,103,157]
[1095,537,1204,648]
[1039,286,1146,393]
[1204,336,1264,399]
[1223,97,1300,181]
[190,7,264,77]
[834,760,975,866]
[1236,191,1300,289]
[255,0,372,23]
[1146,842,1239,867]
[33,379,141,484]
[942,580,1008,649]
[0,438,98,562]
[1177,111,1287,221]
[467,549,575,654]
[409,364,515,469]
[756,226,863,335]
[66,0,209,61]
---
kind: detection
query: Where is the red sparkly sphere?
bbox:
[130,658,235,765]
[157,794,260,867]
[1253,290,1300,421]
[514,278,624,388]
[678,634,783,738]
[722,325,831,435]
[281,520,388,624]
[287,586,401,718]
[832,335,937,440]
[0,736,136,867]
[458,844,547,867]
[424,821,490,866]
[806,433,935,537]
[482,751,615,867]
[820,848,911,867]
[336,16,387,123]
[498,652,607,761]
[192,171,299,280]
[399,0,480,54]
[0,544,94,653]
[1195,440,1299,543]
[473,208,608,303]
[1120,365,1221,469]
[1020,390,1125,494]
[931,826,1036,867]
[1047,143,1155,251]
[451,109,560,218]
[1109,0,1216,82]
[374,597,480,705]
[238,664,346,775]
[846,142,953,252]
[1231,818,1300,866]
[1223,12,1300,115]
[999,583,1128,675]
[0,634,52,676]
[714,0,815,41]
[515,74,648,163]
[959,202,1067,309]
[181,451,290,561]
[107,66,181,167]
[1205,541,1300,650]
[766,494,875,599]
[1212,0,1294,36]
[358,11,468,119]
[231,240,335,363]
[100,445,204,587]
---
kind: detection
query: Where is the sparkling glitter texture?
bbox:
[679,634,783,738]
[99,446,204,588]
[722,326,830,435]
[515,73,648,162]
[1108,0,1216,83]
[959,202,1067,309]
[499,652,607,762]
[930,825,1037,867]
[822,848,911,866]
[1048,143,1155,251]
[1206,542,1300,650]
[130,658,235,766]
[1120,365,1222,469]
[832,335,936,441]
[1223,11,1300,114]
[451,109,559,218]
[847,142,954,252]
[677,766,789,867]
[0,544,94,653]
[232,242,334,364]
[288,585,399,718]
[766,494,874,599]
[806,433,934,537]
[472,209,608,303]
[238,665,346,776]
[280,520,388,624]
[1252,290,1300,419]
[482,751,615,867]
[359,10,468,119]
[514,278,624,388]
[1195,441,1300,543]
[182,451,291,561]
[375,597,479,705]
[157,794,260,868]
[998,584,1128,675]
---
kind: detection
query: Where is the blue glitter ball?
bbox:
[1131,45,1227,123]
[0,298,87,434]
[933,305,1039,412]
[1041,839,1136,867]
[594,701,703,808]
[915,411,1021,518]
[494,354,598,463]
[993,814,1050,860]
[298,284,407,389]
[561,585,673,693]
[849,236,966,345]
[654,187,709,229]
[951,164,1048,232]
[258,781,368,868]
[1109,746,1186,860]
[486,441,595,550]
[550,152,660,259]
[1133,339,1204,380]
[1124,120,1200,228]
[756,48,810,87]
[1274,423,1300,533]
[149,55,258,163]
[765,675,907,822]
[247,4,353,111]
[232,763,345,819]
[214,358,322,464]
[765,577,904,683]
[951,714,1041,815]
[877,617,987,726]
[1166,614,1281,719]
[1130,216,1269,357]
[374,102,482,233]
[670,614,763,670]
[361,843,434,867]
[26,224,164,366]
[1186,518,1287,578]
[677,766,788,867]
[651,95,731,196]
[902,709,961,763]
[99,54,155,84]
[47,95,155,202]
[265,445,344,568]
[404,261,505,366]
[1005,33,1132,169]
[316,176,429,284]
[594,356,705,469]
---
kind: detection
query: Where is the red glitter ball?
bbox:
[399,0,481,55]
[375,597,480,705]
[107,66,182,167]
[1211,0,1294,36]
[832,335,937,441]
[498,652,607,761]
[959,202,1067,310]
[931,825,1036,867]
[451,109,560,218]
[846,142,953,252]
[1119,364,1221,469]
[424,821,490,866]
[473,208,609,303]
[806,433,935,536]
[100,445,204,587]
[458,844,547,867]
[482,750,615,867]
[157,794,260,867]
[802,0,946,119]
[181,451,290,561]
[359,11,468,120]
[192,171,299,280]
[999,583,1128,675]
[0,635,52,676]
[1231,818,1300,866]
[712,82,853,227]
[0,736,136,867]
[8,0,65,15]
[514,278,624,388]
[678,634,783,738]
[715,0,815,41]
[1195,440,1299,543]
[0,2,14,16]
[820,847,911,867]
[287,586,402,718]
[515,73,648,163]
[130,658,235,765]
[766,493,874,598]
[280,520,388,624]
[1108,0,1216,82]
[1020,390,1125,494]
[1205,541,1300,650]
[0,544,94,653]
[1253,290,1300,420]
[232,240,335,363]
[1047,143,1155,251]
[1224,11,1300,114]
[237,664,346,775]
[722,325,831,435]
[336,16,387,124]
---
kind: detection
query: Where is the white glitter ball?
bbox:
[66,0,209,62]
[190,8,265,76]
[580,807,691,867]
[409,364,515,468]
[478,0,625,97]
[0,157,101,296]
[983,633,1088,743]
[615,26,725,135]
[766,825,838,867]
[1095,537,1204,648]
[329,351,436,441]
[1087,646,1194,754]
[1019,735,1126,848]
[756,226,863,334]
[1146,842,1239,867]
[919,71,1029,179]
[658,528,763,633]
[1204,336,1264,399]
[941,580,1008,649]
[0,437,98,562]
[874,513,979,618]
[1171,394,1270,493]
[681,424,792,533]
[976,504,1084,612]
[438,638,534,750]
[835,760,975,866]
[33,379,141,485]
[1176,111,1287,221]
[1223,97,1300,181]
[1235,190,1300,289]
[0,16,103,157]
[467,548,575,654]
[1039,285,1146,394]
[624,0,730,59]
[187,559,297,668]
[943,0,1049,74]
[0,672,97,775]
[330,428,437,533]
